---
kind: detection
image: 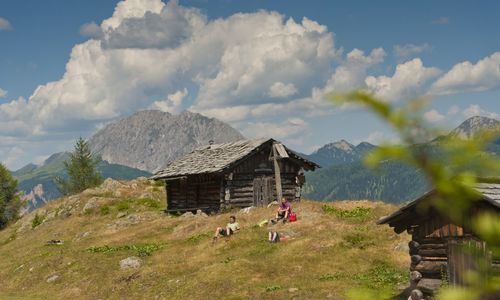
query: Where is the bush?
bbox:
[31,213,44,229]
[322,205,372,219]
[100,206,110,215]
[0,163,22,229]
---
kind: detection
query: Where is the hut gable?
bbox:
[151,138,319,179]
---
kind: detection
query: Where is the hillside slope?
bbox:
[0,179,410,300]
[14,153,151,212]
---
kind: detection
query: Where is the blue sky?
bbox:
[1,0,499,170]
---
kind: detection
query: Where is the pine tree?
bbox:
[0,163,22,229]
[55,137,103,195]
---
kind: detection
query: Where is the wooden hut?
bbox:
[151,138,319,212]
[378,183,500,299]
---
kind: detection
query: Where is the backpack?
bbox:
[288,212,297,222]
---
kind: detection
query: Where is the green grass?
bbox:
[87,243,163,257]
[322,205,373,220]
[0,183,409,300]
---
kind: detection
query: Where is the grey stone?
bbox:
[116,211,128,218]
[46,275,59,283]
[239,206,256,214]
[120,257,142,269]
[288,288,299,293]
[180,212,195,219]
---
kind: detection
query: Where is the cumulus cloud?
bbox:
[322,48,385,93]
[268,82,298,98]
[365,58,441,102]
[151,88,188,113]
[431,52,500,95]
[423,109,445,123]
[0,17,12,30]
[0,88,7,98]
[79,21,103,38]
[462,104,499,119]
[0,0,340,142]
[393,43,430,61]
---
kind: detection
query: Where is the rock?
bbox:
[239,206,256,214]
[394,242,410,252]
[195,210,208,218]
[116,211,128,218]
[45,211,57,221]
[46,275,59,283]
[288,288,299,293]
[101,178,124,191]
[82,197,99,213]
[120,256,142,269]
[180,212,195,219]
[29,267,34,272]
[410,289,424,300]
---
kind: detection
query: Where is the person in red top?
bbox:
[274,197,291,223]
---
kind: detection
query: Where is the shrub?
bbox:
[265,285,281,292]
[100,206,110,215]
[31,213,44,229]
[322,205,372,219]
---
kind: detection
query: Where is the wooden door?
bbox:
[447,239,490,286]
[253,176,274,206]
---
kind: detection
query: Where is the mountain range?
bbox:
[12,111,499,211]
[303,115,500,203]
[13,110,245,211]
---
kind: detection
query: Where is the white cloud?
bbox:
[0,17,12,30]
[322,48,385,93]
[242,118,308,140]
[79,22,103,38]
[0,88,7,98]
[151,88,188,113]
[268,82,298,98]
[424,109,445,123]
[364,131,399,145]
[393,43,430,60]
[431,52,500,95]
[365,58,441,102]
[0,0,339,141]
[462,104,499,119]
[431,17,449,25]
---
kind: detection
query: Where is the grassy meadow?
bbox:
[0,179,410,299]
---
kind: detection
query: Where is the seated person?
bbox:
[273,197,291,223]
[213,215,240,242]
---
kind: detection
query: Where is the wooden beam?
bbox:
[272,143,283,201]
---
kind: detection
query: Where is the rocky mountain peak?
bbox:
[449,116,500,140]
[88,110,245,173]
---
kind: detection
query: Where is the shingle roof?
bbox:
[378,183,500,229]
[150,138,319,180]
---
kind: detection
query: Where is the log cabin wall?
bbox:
[165,174,222,211]
[408,214,488,297]
[223,147,303,208]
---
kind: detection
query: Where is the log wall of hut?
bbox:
[407,214,491,297]
[223,149,303,208]
[165,174,222,211]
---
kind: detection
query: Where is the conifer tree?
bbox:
[55,137,103,195]
[0,163,22,229]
